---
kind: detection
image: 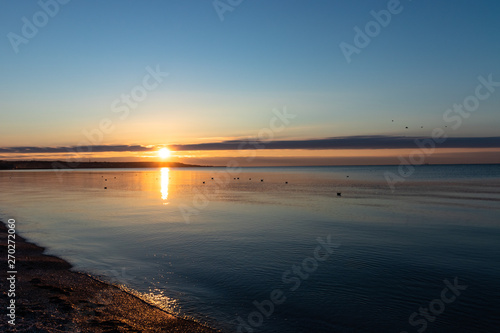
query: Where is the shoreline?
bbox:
[0,220,219,332]
[0,160,211,170]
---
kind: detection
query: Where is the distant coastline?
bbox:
[0,160,210,170]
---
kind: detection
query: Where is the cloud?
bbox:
[170,135,500,150]
[1,136,500,154]
[0,145,154,154]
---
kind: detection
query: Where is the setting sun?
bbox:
[158,148,171,159]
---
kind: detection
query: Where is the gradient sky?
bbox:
[1,0,499,165]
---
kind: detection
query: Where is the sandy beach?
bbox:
[0,220,219,332]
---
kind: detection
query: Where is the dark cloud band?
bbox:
[1,136,500,154]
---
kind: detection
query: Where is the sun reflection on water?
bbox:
[161,167,169,202]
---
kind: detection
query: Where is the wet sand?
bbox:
[0,220,219,332]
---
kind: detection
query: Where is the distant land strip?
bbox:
[0,161,209,170]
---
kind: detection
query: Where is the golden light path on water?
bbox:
[161,167,169,201]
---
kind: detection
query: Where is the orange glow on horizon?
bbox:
[1,148,499,166]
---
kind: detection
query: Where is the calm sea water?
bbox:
[1,165,499,332]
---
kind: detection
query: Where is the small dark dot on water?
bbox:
[285,182,288,184]
[337,192,341,196]
[104,187,107,189]
[203,181,205,184]
[261,179,264,182]
[249,178,251,180]
[211,177,214,180]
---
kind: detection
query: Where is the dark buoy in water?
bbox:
[405,126,408,129]
[203,181,205,184]
[105,179,107,181]
[346,175,349,178]
[285,181,288,184]
[261,179,264,182]
[104,187,107,189]
[249,178,251,180]
[237,177,239,180]
[337,192,341,196]
[211,177,214,180]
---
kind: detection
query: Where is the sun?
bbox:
[158,148,171,159]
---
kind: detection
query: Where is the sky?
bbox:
[1,0,499,165]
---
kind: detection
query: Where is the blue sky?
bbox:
[1,0,499,163]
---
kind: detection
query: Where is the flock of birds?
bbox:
[393,119,426,129]
[102,175,117,189]
[393,119,448,129]
[200,175,347,197]
[99,170,353,198]
[100,174,345,197]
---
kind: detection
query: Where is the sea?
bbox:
[1,164,499,332]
